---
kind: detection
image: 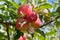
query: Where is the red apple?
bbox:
[23,33,26,40]
[25,12,38,22]
[18,34,26,40]
[16,18,28,31]
[18,4,32,17]
[31,18,41,29]
[18,36,23,40]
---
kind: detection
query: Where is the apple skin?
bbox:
[18,36,23,40]
[31,18,41,29]
[18,34,26,40]
[18,4,32,16]
[22,33,26,40]
[25,12,38,22]
[16,18,28,31]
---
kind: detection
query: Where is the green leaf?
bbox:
[0,0,7,2]
[7,1,19,9]
[0,32,4,37]
[46,31,57,36]
[38,0,41,3]
[39,14,43,19]
[53,3,57,10]
[0,32,7,40]
[34,32,48,40]
[39,3,52,9]
[35,29,45,37]
[19,0,27,3]
[14,29,24,40]
[38,36,48,40]
[56,6,60,13]
[9,8,17,13]
[38,36,45,40]
[55,20,60,28]
[38,0,46,4]
[0,1,19,9]
[58,0,60,3]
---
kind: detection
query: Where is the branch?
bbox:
[6,23,10,40]
[40,15,60,28]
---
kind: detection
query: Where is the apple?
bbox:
[31,18,41,29]
[40,9,48,14]
[18,33,26,40]
[18,4,32,17]
[18,36,23,40]
[16,18,28,31]
[22,33,26,40]
[25,12,38,22]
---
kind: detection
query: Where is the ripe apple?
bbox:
[22,33,26,40]
[16,18,28,31]
[18,36,23,40]
[31,18,41,29]
[18,33,26,40]
[25,12,38,22]
[18,4,32,17]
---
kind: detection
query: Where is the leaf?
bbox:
[35,3,52,11]
[19,0,27,3]
[0,0,19,9]
[34,32,48,40]
[39,14,43,19]
[14,29,24,40]
[44,16,50,23]
[0,32,4,37]
[39,3,52,9]
[0,32,6,40]
[38,0,41,3]
[7,1,19,9]
[53,3,57,10]
[55,20,60,28]
[38,0,46,4]
[9,8,17,13]
[58,0,60,3]
[46,31,57,36]
[56,6,60,13]
[38,36,48,40]
[0,0,7,2]
[35,29,45,37]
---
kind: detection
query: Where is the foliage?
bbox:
[0,0,60,40]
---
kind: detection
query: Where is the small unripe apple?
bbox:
[18,4,32,17]
[40,9,50,16]
[25,12,38,22]
[31,18,41,29]
[16,18,28,31]
[40,9,48,14]
[18,33,26,40]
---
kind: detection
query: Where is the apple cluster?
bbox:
[16,4,41,32]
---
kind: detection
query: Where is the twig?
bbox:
[40,15,60,28]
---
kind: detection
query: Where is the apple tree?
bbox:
[0,0,60,40]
